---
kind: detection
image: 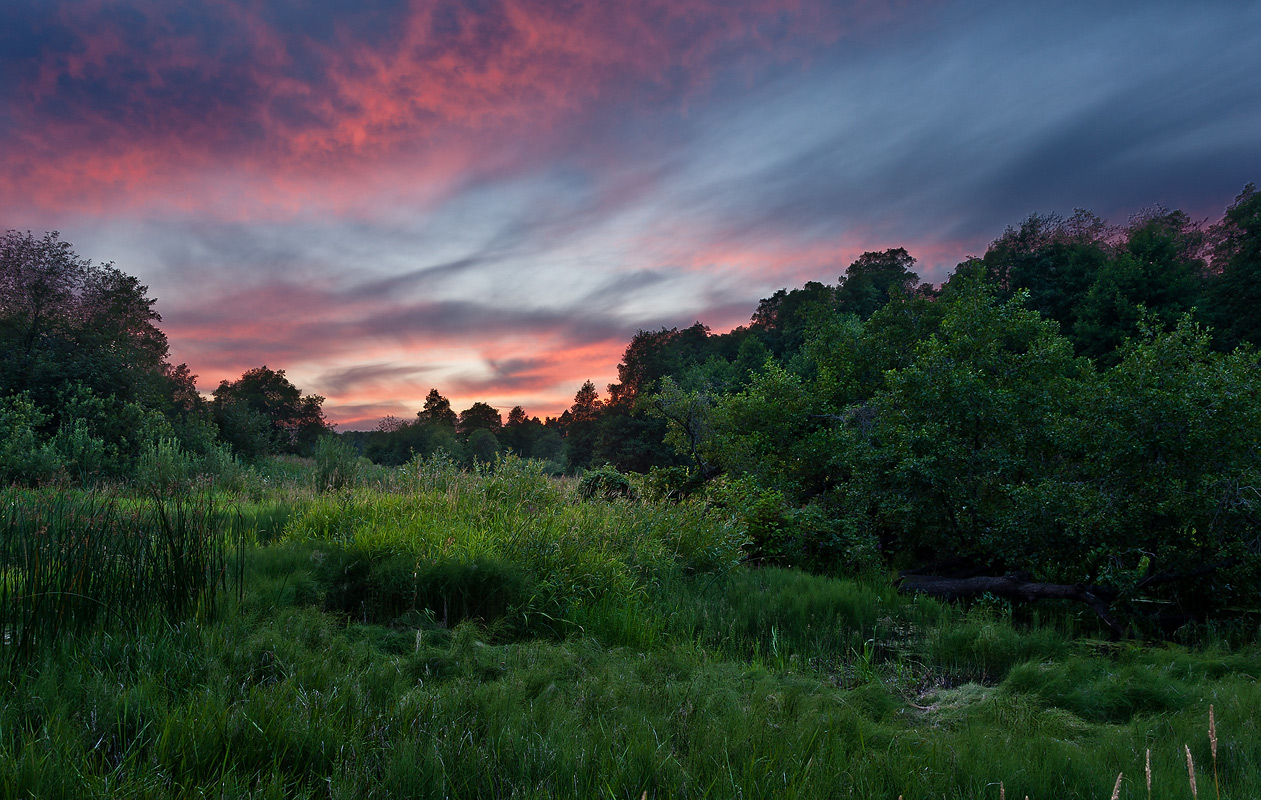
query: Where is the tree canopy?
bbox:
[212,366,330,456]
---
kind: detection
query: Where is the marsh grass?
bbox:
[0,487,241,670]
[2,459,1260,798]
[284,455,747,639]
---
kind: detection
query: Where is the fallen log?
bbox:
[897,572,1128,639]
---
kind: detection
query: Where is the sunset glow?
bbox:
[4,0,1259,426]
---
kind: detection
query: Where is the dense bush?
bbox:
[577,463,634,500]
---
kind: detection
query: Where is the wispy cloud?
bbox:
[3,0,1258,427]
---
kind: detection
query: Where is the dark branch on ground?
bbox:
[897,572,1128,639]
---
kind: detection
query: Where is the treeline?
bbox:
[5,184,1260,625]
[0,230,333,484]
[341,390,566,470]
[369,185,1261,479]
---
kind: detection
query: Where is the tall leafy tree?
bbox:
[212,366,329,456]
[749,281,837,356]
[835,248,920,319]
[418,388,458,428]
[976,210,1112,332]
[563,381,604,471]
[1073,210,1205,363]
[457,402,502,435]
[0,230,170,410]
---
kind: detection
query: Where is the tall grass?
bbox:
[0,488,241,670]
[3,459,1260,797]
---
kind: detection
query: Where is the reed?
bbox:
[1186,744,1198,800]
[0,488,241,671]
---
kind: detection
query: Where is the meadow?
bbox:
[1,455,1257,799]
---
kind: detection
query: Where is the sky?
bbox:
[3,1,1260,429]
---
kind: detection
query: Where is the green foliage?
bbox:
[456,401,502,435]
[635,465,702,501]
[0,230,170,414]
[862,284,1084,564]
[650,375,719,478]
[577,463,633,500]
[1203,183,1261,350]
[835,247,921,319]
[465,427,500,464]
[0,393,58,484]
[136,437,196,495]
[693,273,1261,620]
[283,455,746,638]
[212,366,330,457]
[1010,315,1261,613]
[211,400,273,461]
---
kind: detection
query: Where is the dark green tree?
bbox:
[749,281,837,356]
[563,381,604,471]
[975,210,1111,333]
[835,248,920,320]
[457,402,502,436]
[418,388,458,428]
[0,230,170,411]
[1202,183,1261,350]
[212,366,330,456]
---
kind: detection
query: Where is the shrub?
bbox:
[137,437,196,495]
[578,464,634,500]
[0,393,59,484]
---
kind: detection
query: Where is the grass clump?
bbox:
[282,455,747,640]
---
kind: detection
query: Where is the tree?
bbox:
[0,230,170,410]
[976,210,1111,331]
[457,402,502,436]
[606,323,712,407]
[862,284,1086,567]
[500,406,548,457]
[506,405,527,427]
[1072,210,1204,363]
[212,366,329,456]
[563,381,604,471]
[1203,183,1261,350]
[418,388,457,428]
[570,381,603,422]
[466,427,501,463]
[835,248,920,320]
[749,281,837,356]
[0,230,198,481]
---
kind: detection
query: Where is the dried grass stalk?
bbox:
[1186,744,1199,800]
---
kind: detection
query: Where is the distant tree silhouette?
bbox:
[457,402,502,435]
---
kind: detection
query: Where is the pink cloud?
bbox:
[1,0,877,218]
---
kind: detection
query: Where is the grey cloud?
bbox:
[314,363,435,396]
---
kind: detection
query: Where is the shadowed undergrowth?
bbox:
[0,488,241,670]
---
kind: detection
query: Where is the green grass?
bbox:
[0,487,241,670]
[1,456,1258,798]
